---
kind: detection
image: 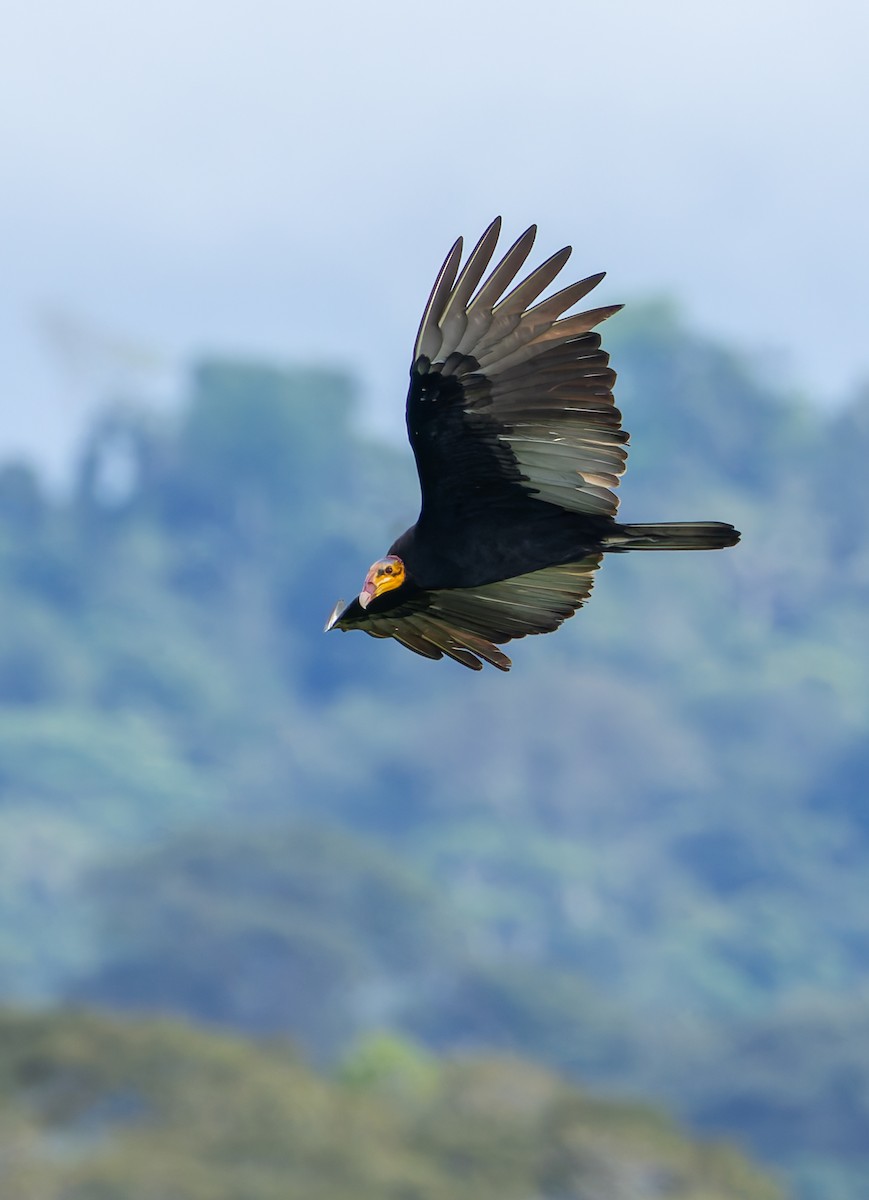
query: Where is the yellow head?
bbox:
[359,555,406,608]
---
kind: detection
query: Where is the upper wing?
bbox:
[329,556,602,672]
[407,219,627,527]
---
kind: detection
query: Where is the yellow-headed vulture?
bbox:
[325,219,740,671]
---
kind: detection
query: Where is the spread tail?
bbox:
[606,521,741,551]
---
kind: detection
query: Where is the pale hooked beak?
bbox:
[358,578,378,609]
[324,600,345,632]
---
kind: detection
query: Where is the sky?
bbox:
[3,0,868,476]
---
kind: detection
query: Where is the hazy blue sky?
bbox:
[3,0,867,474]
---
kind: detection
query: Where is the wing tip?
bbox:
[324,600,345,632]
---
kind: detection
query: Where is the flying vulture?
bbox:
[325,219,739,671]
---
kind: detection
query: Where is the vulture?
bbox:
[325,219,739,671]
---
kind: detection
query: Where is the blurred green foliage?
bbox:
[0,1008,780,1199]
[1,310,868,1196]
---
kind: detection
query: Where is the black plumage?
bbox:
[325,219,740,671]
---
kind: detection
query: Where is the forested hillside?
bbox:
[1,305,868,1198]
[0,1009,780,1199]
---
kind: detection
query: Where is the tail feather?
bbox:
[606,521,741,551]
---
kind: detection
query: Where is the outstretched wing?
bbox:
[407,218,626,528]
[328,556,602,672]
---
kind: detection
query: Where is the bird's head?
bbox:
[359,555,406,608]
[323,555,408,633]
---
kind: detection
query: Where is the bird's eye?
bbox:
[384,565,393,575]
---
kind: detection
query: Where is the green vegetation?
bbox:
[1,306,868,1195]
[0,1008,780,1199]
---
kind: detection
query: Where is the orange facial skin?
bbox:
[358,556,406,609]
